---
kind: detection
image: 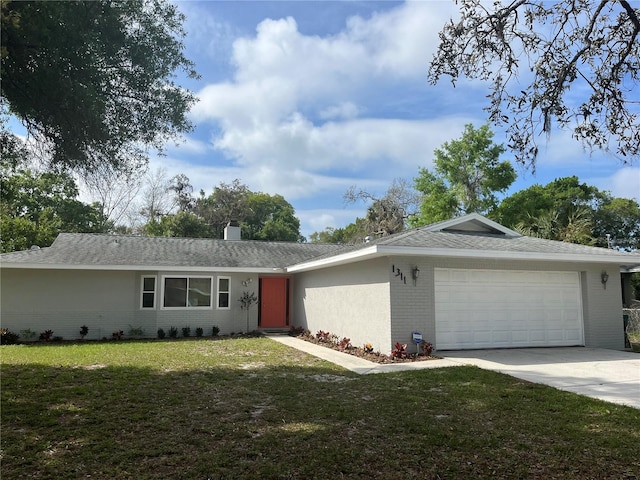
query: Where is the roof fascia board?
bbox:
[286,245,379,272]
[287,244,640,272]
[377,245,640,264]
[0,264,281,273]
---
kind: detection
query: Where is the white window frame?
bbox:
[217,276,231,310]
[160,275,213,310]
[140,275,157,309]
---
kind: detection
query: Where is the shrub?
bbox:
[182,326,191,337]
[364,343,374,353]
[168,326,178,338]
[195,327,203,337]
[391,342,407,359]
[316,330,331,342]
[0,328,20,345]
[112,330,124,341]
[20,328,37,341]
[157,328,166,339]
[39,330,54,342]
[289,326,306,337]
[52,336,64,342]
[338,337,352,350]
[128,325,145,337]
[211,325,220,336]
[80,325,89,339]
[422,341,434,356]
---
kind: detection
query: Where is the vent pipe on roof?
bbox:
[224,220,241,241]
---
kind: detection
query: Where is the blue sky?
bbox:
[34,1,640,237]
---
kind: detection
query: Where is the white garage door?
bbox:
[435,268,584,350]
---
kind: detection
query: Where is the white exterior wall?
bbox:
[0,268,259,340]
[389,256,625,351]
[292,257,391,353]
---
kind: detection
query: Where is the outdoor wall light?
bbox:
[412,266,420,286]
[601,271,609,289]
[241,278,253,287]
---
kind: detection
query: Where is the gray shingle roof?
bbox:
[2,213,639,271]
[0,233,342,269]
[291,225,640,265]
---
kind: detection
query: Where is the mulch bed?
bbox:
[289,330,441,364]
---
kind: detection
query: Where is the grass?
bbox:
[2,337,639,479]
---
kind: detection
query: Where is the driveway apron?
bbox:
[442,347,640,409]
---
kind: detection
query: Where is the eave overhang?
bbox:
[286,245,640,273]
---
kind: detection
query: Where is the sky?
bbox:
[29,1,640,238]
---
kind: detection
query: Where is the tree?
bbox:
[1,166,108,252]
[144,211,209,238]
[137,168,180,225]
[243,193,302,242]
[411,124,516,226]
[493,176,640,249]
[492,176,604,228]
[80,163,145,231]
[195,180,252,238]
[1,0,197,173]
[344,178,420,237]
[429,0,640,168]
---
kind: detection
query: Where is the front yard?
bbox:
[1,337,639,479]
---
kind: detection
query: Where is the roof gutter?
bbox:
[0,263,283,274]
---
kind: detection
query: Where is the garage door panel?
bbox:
[436,268,584,350]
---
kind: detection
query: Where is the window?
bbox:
[217,276,230,309]
[141,276,156,309]
[162,276,212,309]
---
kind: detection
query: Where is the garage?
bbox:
[435,268,584,350]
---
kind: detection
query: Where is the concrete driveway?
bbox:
[442,348,640,409]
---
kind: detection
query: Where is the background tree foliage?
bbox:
[492,176,640,250]
[140,178,304,242]
[1,154,108,253]
[430,0,640,168]
[1,0,198,173]
[411,124,516,226]
[343,179,420,239]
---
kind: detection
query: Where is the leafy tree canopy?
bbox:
[1,0,198,173]
[493,176,640,250]
[145,179,304,242]
[411,124,516,226]
[429,0,640,168]
[1,153,108,252]
[308,218,369,245]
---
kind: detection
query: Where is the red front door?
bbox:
[259,277,289,328]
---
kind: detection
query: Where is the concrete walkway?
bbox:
[267,336,640,408]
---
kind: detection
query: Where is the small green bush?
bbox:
[195,327,203,337]
[212,326,220,336]
[80,325,89,339]
[20,328,37,341]
[128,325,145,337]
[157,328,166,339]
[182,326,191,337]
[168,326,178,338]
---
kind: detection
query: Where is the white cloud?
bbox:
[319,102,361,120]
[191,1,464,177]
[590,167,640,201]
[297,208,368,237]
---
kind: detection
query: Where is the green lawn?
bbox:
[2,337,639,479]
